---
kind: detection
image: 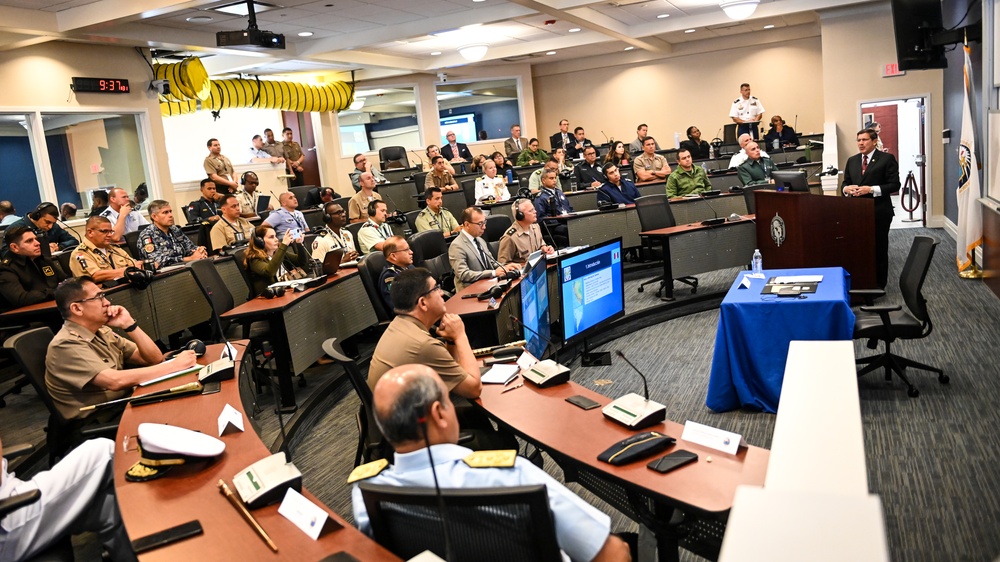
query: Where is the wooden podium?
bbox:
[754,190,876,289]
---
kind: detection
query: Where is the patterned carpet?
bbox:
[4,227,1000,561]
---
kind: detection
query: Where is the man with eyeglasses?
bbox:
[99,187,147,243]
[209,194,255,251]
[45,277,198,422]
[0,227,68,313]
[349,153,386,192]
[378,236,414,311]
[137,200,208,267]
[449,207,519,291]
[69,216,140,282]
[311,202,357,262]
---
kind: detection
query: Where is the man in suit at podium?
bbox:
[843,128,900,289]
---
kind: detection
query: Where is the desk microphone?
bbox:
[57,218,82,243]
[410,150,425,168]
[601,130,609,144]
[601,351,666,429]
[698,193,727,226]
[815,166,839,177]
[509,315,570,387]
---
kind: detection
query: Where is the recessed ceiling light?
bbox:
[186,15,213,22]
[684,28,696,33]
[656,14,669,19]
[763,24,775,29]
[546,51,556,55]
[430,51,442,56]
[473,0,486,2]
[568,27,581,32]
[298,31,314,37]
[624,46,634,51]
[211,1,279,17]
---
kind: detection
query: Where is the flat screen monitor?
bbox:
[771,170,809,193]
[890,0,946,71]
[519,252,550,359]
[558,238,625,345]
[439,114,477,145]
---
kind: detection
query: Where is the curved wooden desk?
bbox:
[114,343,397,561]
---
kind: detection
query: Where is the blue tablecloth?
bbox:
[706,267,856,413]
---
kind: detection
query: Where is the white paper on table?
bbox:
[681,420,747,455]
[481,364,520,384]
[516,350,538,371]
[771,275,823,284]
[278,488,330,540]
[217,403,245,436]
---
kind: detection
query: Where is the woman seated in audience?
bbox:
[423,145,456,174]
[516,138,548,166]
[763,115,798,150]
[552,147,575,177]
[491,151,514,178]
[474,159,511,203]
[604,141,630,168]
[469,154,489,175]
[244,225,310,297]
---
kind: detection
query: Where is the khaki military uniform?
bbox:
[414,207,459,234]
[633,153,668,179]
[368,315,469,394]
[45,320,137,420]
[497,221,545,264]
[203,154,235,182]
[282,140,303,164]
[348,191,382,222]
[69,238,138,278]
[210,216,254,250]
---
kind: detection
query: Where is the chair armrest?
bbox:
[0,489,41,518]
[859,305,901,314]
[2,443,33,460]
[849,289,885,306]
[80,423,119,440]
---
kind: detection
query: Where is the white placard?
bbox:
[516,350,538,371]
[278,488,329,540]
[217,403,245,436]
[739,275,753,289]
[682,420,747,455]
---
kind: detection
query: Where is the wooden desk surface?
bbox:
[444,277,517,316]
[640,215,755,237]
[114,343,397,561]
[221,268,360,319]
[477,380,769,515]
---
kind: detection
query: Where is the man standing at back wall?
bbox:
[282,127,306,187]
[204,138,238,194]
[729,82,765,140]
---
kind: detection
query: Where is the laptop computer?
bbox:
[321,248,345,276]
[255,195,271,215]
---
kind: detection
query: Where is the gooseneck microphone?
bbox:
[600,351,666,429]
[698,193,726,226]
[57,218,82,243]
[510,315,557,357]
[615,351,650,401]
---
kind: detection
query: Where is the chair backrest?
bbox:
[742,184,770,215]
[409,230,446,266]
[321,338,389,461]
[359,482,561,562]
[188,259,235,341]
[723,123,738,144]
[488,240,500,259]
[484,214,512,243]
[379,146,410,170]
[634,194,676,231]
[441,190,468,221]
[4,327,60,421]
[358,252,391,322]
[425,254,455,293]
[124,231,141,258]
[56,249,74,276]
[333,196,352,214]
[404,210,421,234]
[289,185,314,204]
[899,236,938,325]
[412,172,429,191]
[460,178,477,206]
[302,208,325,230]
[232,247,254,300]
[345,222,366,254]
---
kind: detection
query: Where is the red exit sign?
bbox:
[883,63,906,77]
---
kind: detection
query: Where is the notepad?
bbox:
[481,364,520,385]
[770,275,823,284]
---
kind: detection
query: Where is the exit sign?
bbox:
[883,63,906,77]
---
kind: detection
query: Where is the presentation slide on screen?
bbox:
[561,245,622,338]
[440,114,477,145]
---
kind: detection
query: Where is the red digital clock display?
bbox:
[71,77,131,94]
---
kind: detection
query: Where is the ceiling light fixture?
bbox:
[349,98,365,111]
[458,44,488,61]
[430,51,442,56]
[624,46,634,51]
[298,31,314,37]
[568,27,581,32]
[656,14,669,19]
[684,29,696,33]
[187,15,213,22]
[763,24,774,29]
[545,51,556,55]
[720,0,759,20]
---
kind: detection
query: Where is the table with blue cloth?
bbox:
[707,267,856,413]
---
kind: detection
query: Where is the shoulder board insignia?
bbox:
[347,458,389,483]
[504,226,517,236]
[463,450,517,468]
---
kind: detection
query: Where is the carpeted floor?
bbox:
[4,226,1000,561]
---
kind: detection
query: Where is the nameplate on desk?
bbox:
[516,350,538,371]
[739,275,753,289]
[681,420,746,455]
[278,488,340,540]
[218,403,244,436]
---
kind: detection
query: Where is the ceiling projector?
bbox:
[216,28,285,50]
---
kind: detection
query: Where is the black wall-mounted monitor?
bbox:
[890,0,947,70]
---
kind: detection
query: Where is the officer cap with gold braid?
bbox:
[125,423,226,482]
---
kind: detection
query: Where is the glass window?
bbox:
[0,113,43,219]
[337,87,419,157]
[39,113,151,216]
[435,79,521,144]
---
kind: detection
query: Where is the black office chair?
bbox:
[358,252,392,322]
[55,250,74,278]
[741,183,771,215]
[424,254,455,294]
[409,230,446,267]
[123,231,141,259]
[379,146,409,170]
[3,328,117,464]
[346,222,366,255]
[484,214,512,244]
[633,195,697,298]
[723,123,738,145]
[412,172,429,191]
[488,240,500,260]
[289,185,315,204]
[404,210,421,235]
[232,248,254,301]
[333,196,352,214]
[321,338,390,466]
[460,178,477,206]
[359,483,562,562]
[508,151,521,165]
[851,236,947,397]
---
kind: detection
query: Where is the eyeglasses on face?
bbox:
[419,281,442,298]
[74,292,108,304]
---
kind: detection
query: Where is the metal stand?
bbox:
[580,338,612,367]
[900,171,921,223]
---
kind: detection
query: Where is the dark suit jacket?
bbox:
[842,149,900,219]
[503,137,524,156]
[440,143,472,161]
[550,132,570,151]
[597,180,641,205]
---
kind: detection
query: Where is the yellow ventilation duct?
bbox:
[154,57,211,102]
[156,58,355,116]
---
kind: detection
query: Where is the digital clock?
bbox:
[71,77,130,94]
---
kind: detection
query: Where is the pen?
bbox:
[502,383,523,394]
[504,374,520,386]
[218,480,278,552]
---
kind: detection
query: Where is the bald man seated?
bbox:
[349,364,631,562]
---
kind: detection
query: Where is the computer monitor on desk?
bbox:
[558,238,625,346]
[770,170,810,193]
[519,252,551,359]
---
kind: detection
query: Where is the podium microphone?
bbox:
[815,166,839,177]
[601,351,666,429]
[509,315,569,387]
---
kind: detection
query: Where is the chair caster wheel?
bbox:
[907,387,919,398]
[938,374,950,384]
[637,287,644,293]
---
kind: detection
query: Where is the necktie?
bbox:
[475,238,490,268]
[515,139,521,150]
[862,154,868,174]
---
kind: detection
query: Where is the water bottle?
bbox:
[752,249,763,275]
[709,143,715,159]
[772,138,779,151]
[506,169,514,183]
[701,162,708,172]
